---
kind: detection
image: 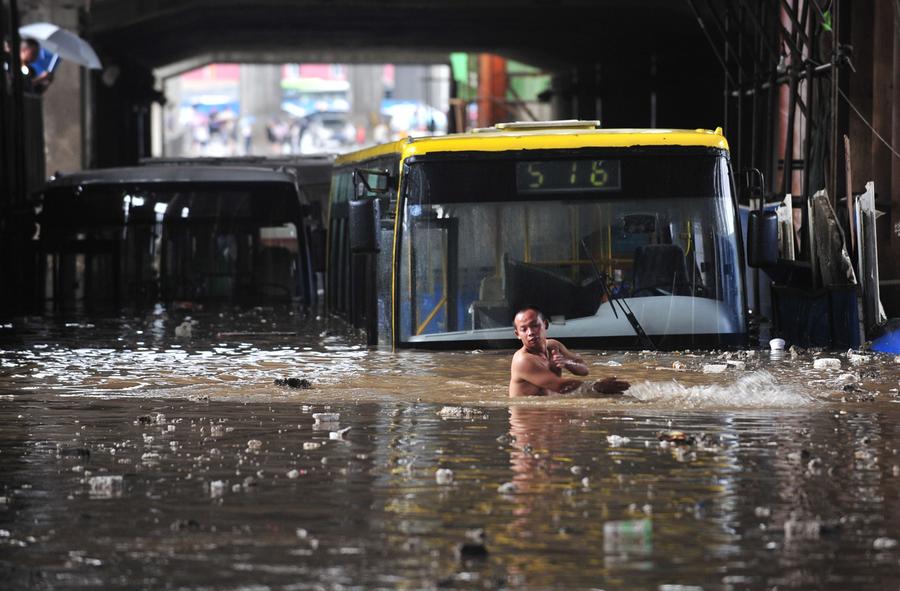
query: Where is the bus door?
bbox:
[408,216,459,337]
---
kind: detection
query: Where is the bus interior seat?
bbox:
[504,255,601,321]
[469,253,511,329]
[631,244,690,296]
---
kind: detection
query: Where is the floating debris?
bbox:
[456,541,488,560]
[58,447,91,458]
[287,469,300,479]
[702,364,728,374]
[88,475,123,499]
[209,480,226,498]
[435,468,454,485]
[848,353,869,366]
[174,320,193,338]
[247,439,263,451]
[329,427,352,440]
[784,516,822,540]
[274,377,312,389]
[813,358,842,370]
[606,435,631,447]
[312,413,340,425]
[141,452,160,464]
[170,519,200,532]
[657,431,695,445]
[303,442,322,451]
[874,537,898,550]
[497,482,518,494]
[437,406,485,419]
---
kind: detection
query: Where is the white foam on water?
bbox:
[627,370,820,409]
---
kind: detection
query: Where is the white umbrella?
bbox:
[19,22,102,70]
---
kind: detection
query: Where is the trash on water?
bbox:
[784,514,836,541]
[88,475,123,498]
[141,452,160,464]
[209,480,226,498]
[312,413,340,425]
[769,338,786,351]
[274,377,312,389]
[303,442,322,451]
[456,541,489,560]
[497,482,518,494]
[873,537,898,550]
[813,358,842,370]
[607,435,631,447]
[848,353,869,365]
[603,519,652,555]
[174,321,193,338]
[702,364,728,374]
[438,406,485,419]
[435,468,454,485]
[329,426,351,440]
[247,439,263,451]
[657,431,695,445]
[287,469,300,479]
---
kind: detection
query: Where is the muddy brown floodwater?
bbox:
[2,308,900,590]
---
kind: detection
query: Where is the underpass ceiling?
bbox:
[76,0,703,70]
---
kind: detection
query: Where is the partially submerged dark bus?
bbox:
[328,121,747,350]
[39,165,317,310]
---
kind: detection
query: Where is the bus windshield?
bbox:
[398,151,746,348]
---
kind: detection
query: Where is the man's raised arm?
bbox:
[548,340,589,376]
[512,354,584,394]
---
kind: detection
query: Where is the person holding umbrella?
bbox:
[18,21,102,93]
[19,38,52,93]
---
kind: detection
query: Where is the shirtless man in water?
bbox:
[509,307,630,397]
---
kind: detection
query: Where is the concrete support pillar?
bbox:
[348,64,384,144]
[20,4,82,174]
[477,54,506,127]
[872,0,897,298]
[239,64,282,155]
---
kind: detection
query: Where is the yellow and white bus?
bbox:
[328,121,747,350]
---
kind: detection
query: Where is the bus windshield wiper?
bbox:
[580,239,655,350]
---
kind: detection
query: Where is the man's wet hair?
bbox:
[512,306,548,328]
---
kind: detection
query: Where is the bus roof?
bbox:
[47,165,298,188]
[335,124,729,166]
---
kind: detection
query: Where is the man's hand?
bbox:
[549,349,568,372]
[592,376,630,395]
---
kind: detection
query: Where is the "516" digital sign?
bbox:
[515,159,621,193]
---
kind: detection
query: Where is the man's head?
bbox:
[19,38,39,65]
[513,306,549,352]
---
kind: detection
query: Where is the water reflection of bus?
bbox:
[39,166,317,311]
[328,121,747,349]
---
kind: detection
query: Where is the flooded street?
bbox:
[2,310,900,589]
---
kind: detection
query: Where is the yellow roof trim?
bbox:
[335,128,729,166]
[334,138,410,166]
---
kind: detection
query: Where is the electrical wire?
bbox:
[835,86,900,161]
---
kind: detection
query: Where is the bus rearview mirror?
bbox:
[349,198,379,253]
[746,210,778,268]
[354,168,392,197]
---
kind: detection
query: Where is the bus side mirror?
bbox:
[740,168,765,203]
[349,198,379,253]
[353,168,392,197]
[746,210,778,268]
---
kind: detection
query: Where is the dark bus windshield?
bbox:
[397,151,746,348]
